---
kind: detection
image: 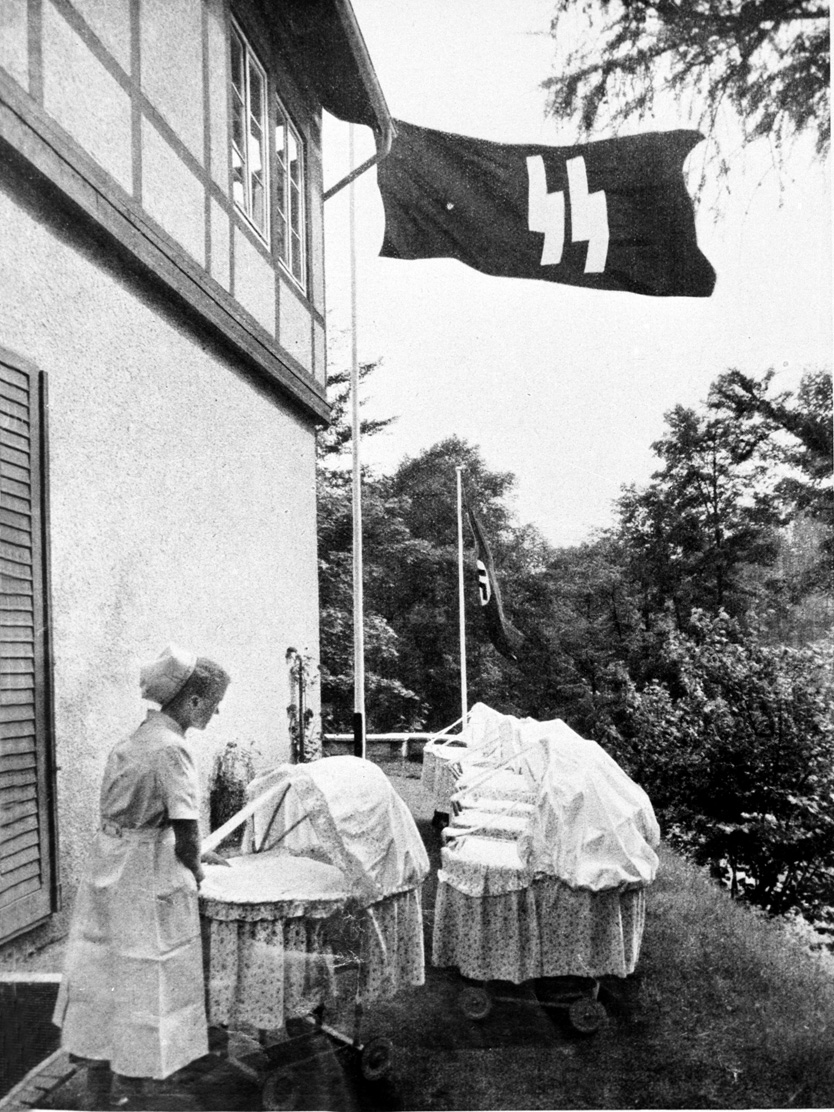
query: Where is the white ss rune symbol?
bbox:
[526,155,609,273]
[477,560,491,606]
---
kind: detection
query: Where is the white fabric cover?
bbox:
[517,718,660,891]
[420,740,468,812]
[242,756,429,906]
[446,808,529,841]
[421,704,545,811]
[439,835,531,897]
[437,706,659,893]
[452,766,535,806]
[200,848,348,913]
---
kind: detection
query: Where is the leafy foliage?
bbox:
[616,612,834,920]
[617,400,783,625]
[316,361,834,927]
[710,368,833,594]
[542,0,830,178]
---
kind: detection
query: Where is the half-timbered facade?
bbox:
[0,0,389,951]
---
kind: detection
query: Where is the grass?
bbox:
[378,760,834,1110]
[623,844,834,1109]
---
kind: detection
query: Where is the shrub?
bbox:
[617,612,834,922]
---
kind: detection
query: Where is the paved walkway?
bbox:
[0,1049,79,1112]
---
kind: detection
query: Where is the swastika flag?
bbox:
[377,121,715,298]
[465,498,524,661]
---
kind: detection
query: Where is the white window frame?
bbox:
[275,97,307,291]
[230,21,269,243]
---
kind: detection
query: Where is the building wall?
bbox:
[0,0,328,395]
[0,162,321,950]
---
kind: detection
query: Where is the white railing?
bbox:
[324,727,460,758]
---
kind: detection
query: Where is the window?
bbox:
[275,100,307,289]
[230,23,269,240]
[1,348,57,943]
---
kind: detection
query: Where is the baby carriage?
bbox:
[431,707,660,1034]
[421,704,536,822]
[199,755,429,1109]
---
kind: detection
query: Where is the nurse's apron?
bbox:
[53,821,208,1079]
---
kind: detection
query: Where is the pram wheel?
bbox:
[567,996,606,1035]
[261,1066,299,1111]
[458,984,493,1021]
[360,1036,394,1080]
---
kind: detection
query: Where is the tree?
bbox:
[532,535,644,733]
[385,437,525,730]
[316,363,425,735]
[617,612,834,923]
[710,369,833,541]
[542,0,830,180]
[708,368,833,638]
[616,400,782,627]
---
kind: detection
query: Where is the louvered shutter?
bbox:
[1,350,56,942]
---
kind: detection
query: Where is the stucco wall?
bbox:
[0,179,321,907]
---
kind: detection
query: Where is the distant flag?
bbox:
[464,497,524,660]
[377,120,715,298]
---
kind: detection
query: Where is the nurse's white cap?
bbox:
[140,643,197,705]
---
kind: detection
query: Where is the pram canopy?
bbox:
[444,705,660,893]
[199,756,429,1033]
[433,706,659,984]
[516,717,660,891]
[241,755,430,905]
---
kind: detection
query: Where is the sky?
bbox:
[322,0,832,549]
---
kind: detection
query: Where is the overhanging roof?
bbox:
[280,0,393,145]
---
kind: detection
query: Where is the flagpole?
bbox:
[456,466,468,731]
[349,123,366,759]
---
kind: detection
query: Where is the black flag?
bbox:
[465,499,524,660]
[378,120,715,298]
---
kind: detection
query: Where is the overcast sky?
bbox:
[322,0,832,548]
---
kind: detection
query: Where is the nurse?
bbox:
[53,644,231,1109]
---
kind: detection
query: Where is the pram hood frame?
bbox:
[233,755,430,906]
[442,704,660,893]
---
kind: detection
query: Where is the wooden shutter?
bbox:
[0,349,57,943]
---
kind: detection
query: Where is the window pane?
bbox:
[290,182,301,236]
[231,32,243,97]
[291,232,302,281]
[232,149,246,210]
[249,120,263,175]
[230,24,269,242]
[248,63,263,128]
[252,173,265,231]
[276,98,305,284]
[231,96,245,158]
[275,213,287,261]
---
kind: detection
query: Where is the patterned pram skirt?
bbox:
[432,835,646,983]
[199,851,424,1032]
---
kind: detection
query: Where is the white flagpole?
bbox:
[349,124,366,759]
[456,467,468,730]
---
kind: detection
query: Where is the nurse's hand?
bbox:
[201,850,231,867]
